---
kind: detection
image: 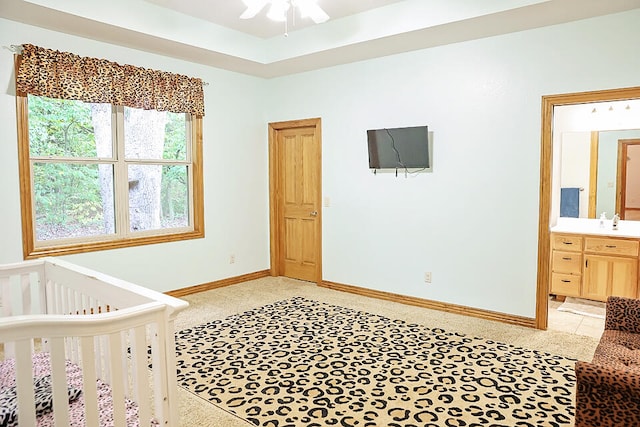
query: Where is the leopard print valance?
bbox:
[16,44,205,117]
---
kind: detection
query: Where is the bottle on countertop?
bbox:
[613,213,620,230]
[600,212,607,228]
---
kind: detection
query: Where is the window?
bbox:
[15,45,204,258]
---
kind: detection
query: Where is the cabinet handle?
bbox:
[562,242,573,245]
[561,279,571,283]
[605,245,617,248]
[585,259,589,268]
[562,257,572,261]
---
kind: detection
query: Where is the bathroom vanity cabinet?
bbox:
[551,233,639,301]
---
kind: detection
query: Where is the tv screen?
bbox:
[367,125,430,170]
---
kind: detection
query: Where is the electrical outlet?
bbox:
[229,254,236,264]
[424,272,432,283]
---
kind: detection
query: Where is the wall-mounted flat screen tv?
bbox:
[367,125,430,170]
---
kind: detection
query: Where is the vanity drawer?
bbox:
[551,251,582,274]
[551,273,581,297]
[584,238,639,257]
[552,234,583,252]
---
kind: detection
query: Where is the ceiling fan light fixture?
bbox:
[239,0,329,25]
[294,0,329,24]
[267,0,290,22]
[240,0,269,19]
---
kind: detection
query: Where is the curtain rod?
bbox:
[5,44,23,53]
[3,44,209,86]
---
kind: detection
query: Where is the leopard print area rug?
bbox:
[175,297,575,427]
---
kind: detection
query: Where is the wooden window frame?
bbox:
[15,94,204,259]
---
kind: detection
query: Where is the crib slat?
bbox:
[80,336,101,426]
[37,270,47,314]
[20,273,32,315]
[152,318,171,423]
[45,279,54,314]
[66,288,81,363]
[50,337,72,426]
[121,331,130,398]
[165,317,181,427]
[1,277,16,358]
[62,285,70,315]
[132,325,152,425]
[15,339,37,427]
[1,276,12,316]
[109,331,127,427]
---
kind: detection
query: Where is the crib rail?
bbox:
[0,258,188,427]
[0,258,187,318]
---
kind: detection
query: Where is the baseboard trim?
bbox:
[167,273,537,328]
[166,269,271,298]
[320,280,537,329]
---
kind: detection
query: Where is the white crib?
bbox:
[0,257,188,426]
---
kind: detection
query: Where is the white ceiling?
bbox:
[145,0,407,39]
[1,0,640,78]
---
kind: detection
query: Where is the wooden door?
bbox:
[617,139,640,220]
[269,119,322,282]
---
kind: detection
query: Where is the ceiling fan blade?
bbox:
[296,0,329,24]
[266,0,290,22]
[240,0,269,19]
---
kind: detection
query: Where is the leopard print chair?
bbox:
[574,296,640,427]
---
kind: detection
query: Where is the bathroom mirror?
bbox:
[559,129,640,220]
[553,98,640,221]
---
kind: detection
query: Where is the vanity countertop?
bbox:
[551,218,640,239]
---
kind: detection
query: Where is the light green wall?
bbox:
[1,10,640,317]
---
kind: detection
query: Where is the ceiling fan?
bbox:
[240,0,330,24]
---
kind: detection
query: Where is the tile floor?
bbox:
[547,296,605,339]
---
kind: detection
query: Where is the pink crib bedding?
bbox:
[0,353,157,427]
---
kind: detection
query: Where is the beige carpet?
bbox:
[173,276,600,427]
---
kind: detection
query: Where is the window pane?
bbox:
[124,107,187,160]
[33,163,115,241]
[129,165,189,232]
[28,95,112,158]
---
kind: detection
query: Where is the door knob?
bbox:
[310,211,318,216]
